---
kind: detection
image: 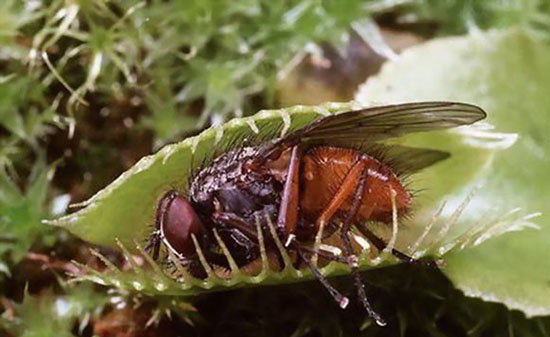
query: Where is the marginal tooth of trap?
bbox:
[246,118,260,134]
[191,234,215,280]
[190,137,200,154]
[453,219,484,251]
[254,213,269,273]
[71,260,108,285]
[311,220,326,266]
[145,309,161,328]
[132,280,145,291]
[284,234,296,248]
[214,126,224,145]
[154,281,168,292]
[134,240,165,277]
[212,229,240,275]
[279,110,291,137]
[166,249,195,287]
[90,249,121,273]
[464,209,522,249]
[523,211,543,221]
[317,106,331,117]
[115,238,143,273]
[409,201,446,254]
[319,244,342,256]
[161,146,177,165]
[433,189,476,247]
[384,186,399,255]
[352,234,370,251]
[438,242,460,256]
[264,211,294,271]
[347,255,359,268]
[111,278,123,289]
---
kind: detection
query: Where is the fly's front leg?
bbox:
[146,189,181,260]
[277,145,302,247]
[145,230,161,261]
[212,211,259,243]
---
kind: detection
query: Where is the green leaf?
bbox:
[50,101,506,296]
[0,284,108,337]
[0,157,53,264]
[356,28,550,317]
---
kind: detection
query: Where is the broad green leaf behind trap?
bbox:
[357,28,550,317]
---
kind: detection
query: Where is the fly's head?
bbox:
[149,190,205,260]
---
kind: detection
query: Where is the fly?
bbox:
[146,101,486,325]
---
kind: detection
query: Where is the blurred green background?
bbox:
[1,1,550,336]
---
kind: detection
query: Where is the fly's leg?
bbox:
[278,148,361,307]
[312,156,369,247]
[293,243,350,309]
[339,157,386,326]
[295,155,378,317]
[313,159,368,229]
[211,211,267,267]
[146,189,181,260]
[145,230,161,261]
[356,224,442,268]
[212,212,259,243]
[277,145,302,246]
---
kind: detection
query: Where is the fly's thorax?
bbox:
[189,146,258,203]
[189,146,284,220]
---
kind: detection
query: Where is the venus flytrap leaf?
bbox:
[49,100,519,297]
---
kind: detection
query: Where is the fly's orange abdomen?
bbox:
[301,146,411,224]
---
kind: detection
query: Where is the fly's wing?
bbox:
[381,145,450,175]
[307,140,451,175]
[254,102,486,162]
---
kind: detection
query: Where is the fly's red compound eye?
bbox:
[157,191,204,257]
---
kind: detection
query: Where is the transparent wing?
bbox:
[381,145,450,175]
[255,102,485,161]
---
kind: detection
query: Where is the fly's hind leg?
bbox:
[295,154,385,322]
[339,157,386,326]
[356,223,443,269]
[292,242,350,309]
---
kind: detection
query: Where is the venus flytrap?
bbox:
[50,101,519,299]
